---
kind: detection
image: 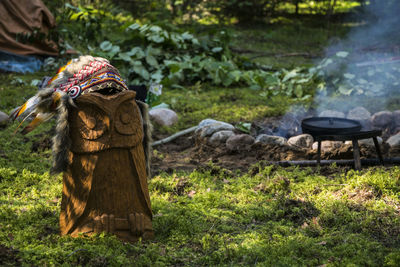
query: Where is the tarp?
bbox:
[0,0,58,56]
[0,50,43,73]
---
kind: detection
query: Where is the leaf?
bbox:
[148,34,165,43]
[211,47,223,53]
[319,58,333,67]
[282,69,299,82]
[149,25,162,32]
[230,70,242,82]
[191,38,200,46]
[99,40,112,51]
[338,85,353,95]
[296,77,311,84]
[249,84,261,90]
[147,46,162,56]
[132,61,150,80]
[108,45,120,57]
[336,51,349,58]
[118,52,132,62]
[146,55,159,67]
[236,122,251,134]
[294,85,303,98]
[151,71,164,83]
[139,68,150,80]
[127,23,140,30]
[181,32,193,40]
[168,64,181,73]
[130,47,145,59]
[286,82,293,95]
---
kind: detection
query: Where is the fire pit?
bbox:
[302,117,384,170]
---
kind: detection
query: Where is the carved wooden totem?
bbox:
[59,90,154,242]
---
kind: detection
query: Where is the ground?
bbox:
[151,120,394,175]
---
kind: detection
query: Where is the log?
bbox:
[268,158,400,168]
[152,126,198,146]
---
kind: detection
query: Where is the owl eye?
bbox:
[76,106,108,140]
[114,100,142,136]
[120,113,131,125]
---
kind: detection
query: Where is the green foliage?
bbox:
[50,3,322,100]
[312,51,400,97]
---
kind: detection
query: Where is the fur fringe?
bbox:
[50,94,72,175]
[136,100,153,178]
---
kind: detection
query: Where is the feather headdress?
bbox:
[10,55,131,174]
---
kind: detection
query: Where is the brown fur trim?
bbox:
[136,100,152,178]
[50,94,71,175]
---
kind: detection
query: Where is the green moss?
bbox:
[1,149,400,266]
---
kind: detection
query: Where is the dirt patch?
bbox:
[0,244,21,266]
[31,128,55,153]
[151,133,309,174]
[151,131,397,175]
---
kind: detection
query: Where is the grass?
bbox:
[159,85,301,134]
[1,153,400,265]
[1,74,400,266]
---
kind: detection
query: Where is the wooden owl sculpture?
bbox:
[11,56,154,242]
[60,90,154,242]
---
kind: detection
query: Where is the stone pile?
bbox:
[194,106,400,156]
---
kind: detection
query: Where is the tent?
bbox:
[0,0,59,72]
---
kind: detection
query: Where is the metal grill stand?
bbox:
[315,130,384,170]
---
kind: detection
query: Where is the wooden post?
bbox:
[352,138,361,170]
[59,91,154,242]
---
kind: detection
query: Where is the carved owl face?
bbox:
[68,91,144,153]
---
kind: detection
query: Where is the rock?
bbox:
[360,137,383,147]
[371,110,393,128]
[197,121,235,138]
[392,110,400,128]
[226,134,255,151]
[344,137,383,147]
[347,106,372,130]
[0,111,8,127]
[197,119,219,129]
[255,134,287,146]
[312,141,342,152]
[149,108,178,127]
[386,134,400,147]
[208,130,235,147]
[287,134,313,148]
[347,106,371,120]
[319,110,345,118]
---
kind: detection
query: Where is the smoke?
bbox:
[315,0,400,114]
[259,1,400,138]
